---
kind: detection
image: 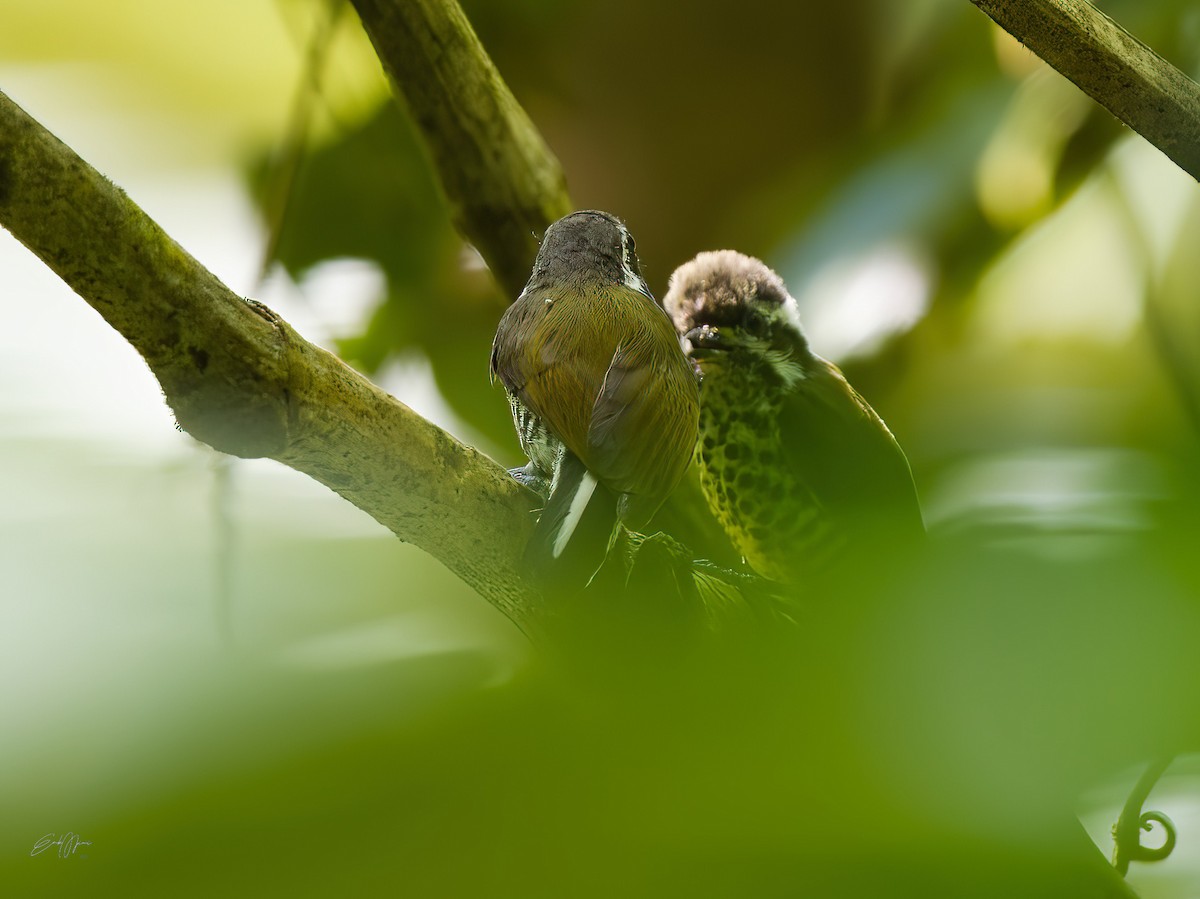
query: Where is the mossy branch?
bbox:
[0,87,540,632]
[971,0,1200,180]
[0,1,773,640]
[348,0,574,298]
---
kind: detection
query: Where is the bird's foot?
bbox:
[508,463,551,499]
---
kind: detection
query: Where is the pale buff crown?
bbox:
[663,250,800,337]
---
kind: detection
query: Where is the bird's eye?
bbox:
[745,311,776,341]
[621,234,637,260]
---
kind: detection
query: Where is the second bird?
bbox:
[491,210,699,579]
[663,250,924,586]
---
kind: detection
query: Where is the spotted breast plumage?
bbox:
[663,250,923,585]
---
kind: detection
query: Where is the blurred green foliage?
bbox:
[9,0,1200,896]
[249,98,516,443]
[249,0,1200,475]
[242,0,1200,892]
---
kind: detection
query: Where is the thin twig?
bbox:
[257,0,346,285]
[1112,755,1176,876]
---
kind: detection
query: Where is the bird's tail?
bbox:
[523,450,619,590]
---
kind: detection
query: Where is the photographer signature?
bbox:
[31,832,92,859]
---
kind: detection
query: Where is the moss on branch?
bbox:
[0,87,539,630]
[0,1,782,642]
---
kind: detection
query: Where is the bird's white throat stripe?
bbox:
[553,471,598,559]
[625,271,651,297]
[618,226,650,297]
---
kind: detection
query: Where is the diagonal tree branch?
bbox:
[346,0,742,568]
[0,87,540,632]
[0,3,768,642]
[971,0,1200,181]
[349,0,573,298]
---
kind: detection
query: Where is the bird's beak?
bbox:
[684,324,737,354]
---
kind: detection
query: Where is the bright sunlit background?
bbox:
[4,1,1200,896]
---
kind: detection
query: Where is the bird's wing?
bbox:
[586,321,699,528]
[780,358,925,539]
[491,284,608,461]
[490,288,548,393]
[493,283,698,528]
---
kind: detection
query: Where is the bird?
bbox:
[490,210,700,582]
[661,250,924,586]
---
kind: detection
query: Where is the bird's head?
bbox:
[527,209,652,300]
[663,251,809,373]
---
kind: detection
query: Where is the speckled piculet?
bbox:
[662,251,924,585]
[490,210,699,579]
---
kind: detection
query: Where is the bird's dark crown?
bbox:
[527,210,648,297]
[663,250,804,343]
